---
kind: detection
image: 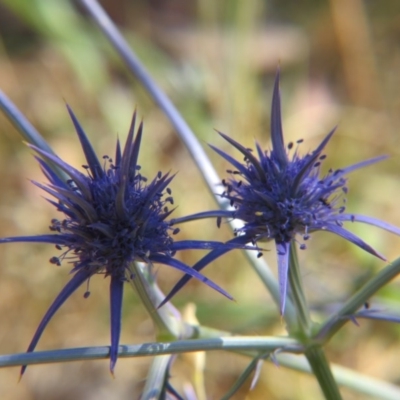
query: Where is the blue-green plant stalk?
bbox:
[277,353,400,400]
[0,91,52,153]
[140,354,172,400]
[0,90,64,180]
[128,262,184,341]
[305,346,342,400]
[74,0,297,327]
[288,245,342,400]
[0,336,302,368]
[1,341,399,399]
[287,244,312,336]
[316,256,400,343]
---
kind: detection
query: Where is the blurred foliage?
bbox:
[0,0,400,399]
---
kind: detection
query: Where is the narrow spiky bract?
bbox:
[210,70,400,315]
[0,107,234,375]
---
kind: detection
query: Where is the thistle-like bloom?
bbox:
[210,71,400,314]
[0,108,233,375]
[166,70,400,315]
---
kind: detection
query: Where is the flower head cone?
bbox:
[0,107,233,375]
[210,70,400,316]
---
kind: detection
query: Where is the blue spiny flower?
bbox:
[165,70,400,315]
[0,107,235,375]
[212,70,400,315]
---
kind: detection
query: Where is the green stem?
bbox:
[140,355,171,400]
[305,347,342,400]
[0,336,302,368]
[0,90,66,180]
[128,262,183,341]
[315,256,400,343]
[288,245,342,399]
[288,244,312,335]
[277,352,400,400]
[3,342,400,399]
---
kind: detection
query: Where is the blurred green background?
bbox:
[0,0,400,399]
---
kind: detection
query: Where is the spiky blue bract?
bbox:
[0,107,235,376]
[210,70,400,315]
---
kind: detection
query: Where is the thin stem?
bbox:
[277,352,400,400]
[288,244,312,335]
[0,336,302,368]
[77,0,221,193]
[315,256,400,343]
[0,91,52,153]
[2,342,400,399]
[0,90,65,180]
[128,262,183,341]
[140,354,171,400]
[288,245,342,399]
[305,347,342,400]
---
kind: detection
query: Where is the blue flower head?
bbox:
[210,70,400,315]
[0,107,233,375]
